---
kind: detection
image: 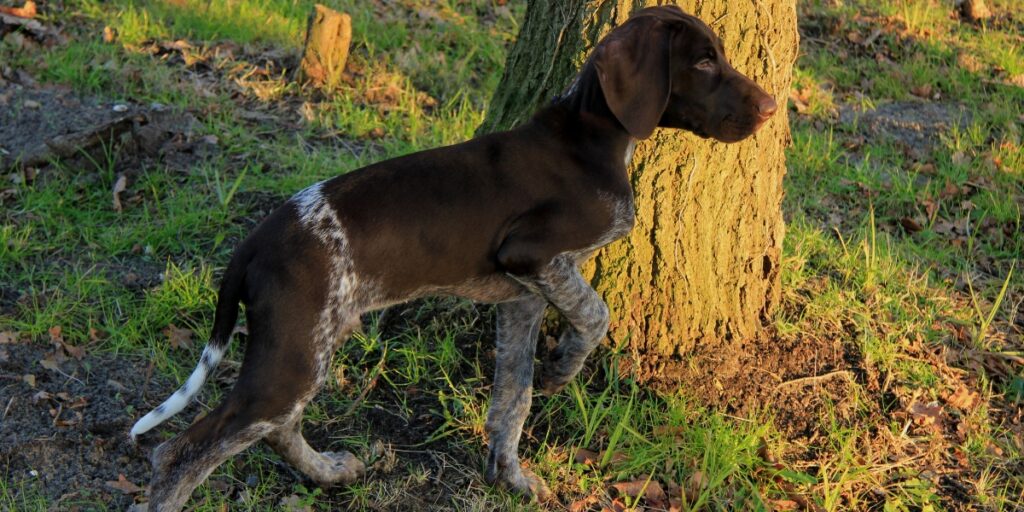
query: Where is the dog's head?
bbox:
[593,6,777,141]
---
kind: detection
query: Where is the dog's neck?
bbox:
[553,63,619,128]
[549,62,636,167]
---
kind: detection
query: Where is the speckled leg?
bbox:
[531,256,610,396]
[265,414,365,486]
[484,294,551,500]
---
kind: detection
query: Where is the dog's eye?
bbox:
[695,59,715,72]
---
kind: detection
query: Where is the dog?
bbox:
[129,6,777,510]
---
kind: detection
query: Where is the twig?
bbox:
[775,370,853,390]
[2,396,14,420]
[342,346,387,417]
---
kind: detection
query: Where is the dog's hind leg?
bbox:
[484,294,551,499]
[264,316,365,486]
[146,287,354,511]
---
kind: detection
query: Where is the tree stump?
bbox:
[299,4,351,90]
[960,0,992,22]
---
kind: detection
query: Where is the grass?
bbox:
[1,0,1022,510]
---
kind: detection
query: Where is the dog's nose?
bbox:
[756,96,778,119]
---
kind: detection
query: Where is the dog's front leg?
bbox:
[484,294,551,500]
[531,255,610,396]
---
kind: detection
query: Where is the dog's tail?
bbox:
[129,247,250,441]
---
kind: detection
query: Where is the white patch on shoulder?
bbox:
[623,139,637,167]
[291,181,325,224]
[289,179,373,394]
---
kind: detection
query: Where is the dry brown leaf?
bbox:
[164,324,193,350]
[62,342,86,360]
[0,331,17,344]
[112,174,127,212]
[900,217,923,233]
[600,449,629,467]
[653,425,687,438]
[686,470,709,502]
[569,495,599,512]
[39,356,59,371]
[770,499,800,511]
[910,84,933,98]
[947,386,980,411]
[909,401,943,427]
[574,447,600,466]
[22,374,35,387]
[105,474,144,494]
[602,498,628,512]
[48,325,62,343]
[668,498,683,512]
[0,0,36,18]
[610,478,667,503]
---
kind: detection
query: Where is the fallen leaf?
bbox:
[603,498,628,512]
[112,174,127,212]
[685,470,709,502]
[574,447,600,466]
[39,357,59,371]
[62,342,86,360]
[910,84,933,98]
[770,499,800,511]
[105,474,144,494]
[653,425,687,438]
[569,495,599,512]
[846,31,864,44]
[31,390,50,402]
[164,324,193,350]
[947,386,980,411]
[909,401,943,428]
[22,374,35,387]
[900,217,923,233]
[102,25,118,44]
[48,325,62,343]
[0,331,17,344]
[610,478,667,503]
[0,0,36,18]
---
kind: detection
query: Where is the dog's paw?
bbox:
[492,466,552,502]
[538,361,571,396]
[486,453,552,502]
[517,467,552,501]
[318,451,365,486]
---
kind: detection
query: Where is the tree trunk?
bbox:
[480,1,799,388]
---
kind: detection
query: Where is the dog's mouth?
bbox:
[709,113,769,143]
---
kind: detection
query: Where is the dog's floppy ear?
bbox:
[594,17,674,139]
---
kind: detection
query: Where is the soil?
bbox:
[838,100,971,160]
[0,342,168,509]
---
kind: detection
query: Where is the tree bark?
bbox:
[480,1,799,388]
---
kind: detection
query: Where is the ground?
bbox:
[0,0,1022,511]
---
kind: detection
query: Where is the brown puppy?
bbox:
[130,6,776,510]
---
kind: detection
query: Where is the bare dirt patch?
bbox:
[838,101,971,160]
[0,341,166,509]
